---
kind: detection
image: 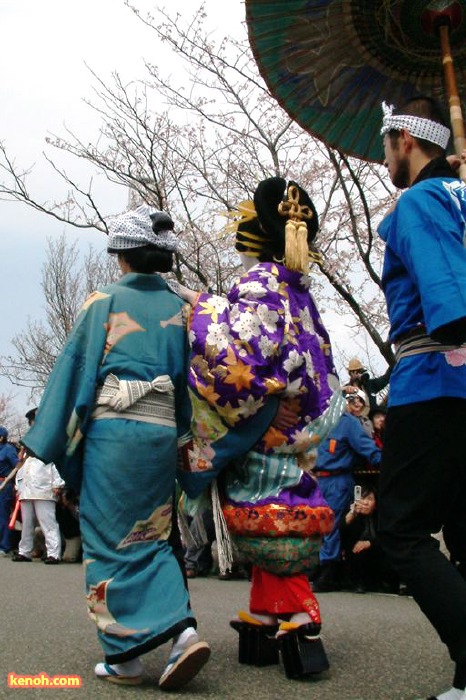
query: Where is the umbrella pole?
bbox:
[438,23,466,182]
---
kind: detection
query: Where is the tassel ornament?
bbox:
[211,479,236,576]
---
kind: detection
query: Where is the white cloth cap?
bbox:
[107,204,180,253]
[380,101,450,150]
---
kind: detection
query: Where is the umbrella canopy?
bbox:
[246,0,466,163]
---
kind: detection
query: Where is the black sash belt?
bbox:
[394,331,465,363]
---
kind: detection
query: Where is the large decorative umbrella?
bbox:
[246,0,466,170]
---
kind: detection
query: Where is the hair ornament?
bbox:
[278,185,313,273]
[223,200,258,235]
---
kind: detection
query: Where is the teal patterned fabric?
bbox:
[23,273,196,663]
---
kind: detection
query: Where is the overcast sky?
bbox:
[0,0,245,414]
[0,0,371,423]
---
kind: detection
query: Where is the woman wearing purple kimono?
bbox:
[179,178,343,678]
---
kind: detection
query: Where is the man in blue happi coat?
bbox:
[377,96,466,700]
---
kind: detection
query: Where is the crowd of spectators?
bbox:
[0,409,82,564]
[180,356,398,595]
[0,357,412,597]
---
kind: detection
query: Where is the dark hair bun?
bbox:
[150,211,174,234]
[254,177,319,245]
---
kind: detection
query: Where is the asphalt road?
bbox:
[0,558,452,699]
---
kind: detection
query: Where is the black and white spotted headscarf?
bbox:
[107,204,180,253]
[380,101,450,150]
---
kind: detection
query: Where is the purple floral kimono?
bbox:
[180,262,340,496]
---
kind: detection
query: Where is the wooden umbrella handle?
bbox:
[439,24,466,182]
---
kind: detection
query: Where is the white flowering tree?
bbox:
[0,235,118,395]
[0,2,396,393]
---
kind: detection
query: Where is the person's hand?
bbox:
[167,280,199,305]
[353,499,372,516]
[447,150,466,173]
[342,384,358,395]
[178,286,199,305]
[345,506,357,524]
[352,540,371,554]
[272,399,299,430]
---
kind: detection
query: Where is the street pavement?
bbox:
[0,558,452,699]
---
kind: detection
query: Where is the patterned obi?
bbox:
[223,503,334,538]
[222,450,334,541]
[92,373,176,427]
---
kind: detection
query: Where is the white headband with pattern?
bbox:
[108,204,180,253]
[380,101,450,150]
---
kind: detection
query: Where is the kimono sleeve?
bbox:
[174,332,192,439]
[22,291,112,489]
[179,270,282,497]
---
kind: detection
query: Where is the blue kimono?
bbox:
[23,273,195,664]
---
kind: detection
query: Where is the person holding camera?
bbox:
[340,486,398,594]
[312,395,382,592]
[343,357,391,412]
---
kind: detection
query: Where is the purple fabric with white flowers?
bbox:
[188,262,338,455]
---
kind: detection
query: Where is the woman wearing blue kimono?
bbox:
[22,206,210,690]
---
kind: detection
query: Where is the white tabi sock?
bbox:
[435,687,466,700]
[95,657,143,678]
[289,613,312,626]
[247,613,278,625]
[171,626,198,658]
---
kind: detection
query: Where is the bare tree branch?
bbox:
[0,4,396,383]
[0,236,119,393]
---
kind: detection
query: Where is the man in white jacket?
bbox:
[12,409,64,564]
